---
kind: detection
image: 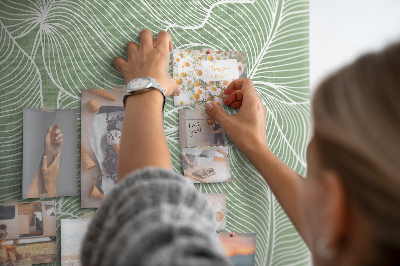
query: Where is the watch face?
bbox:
[131,77,151,90]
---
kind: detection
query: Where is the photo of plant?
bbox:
[173,49,247,107]
[0,201,57,265]
[81,89,125,208]
[219,233,257,266]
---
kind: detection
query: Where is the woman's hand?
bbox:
[41,152,61,197]
[205,78,269,156]
[113,29,180,97]
[44,124,63,166]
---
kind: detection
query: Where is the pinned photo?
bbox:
[182,147,231,183]
[172,49,247,107]
[0,201,57,265]
[22,109,77,198]
[219,233,257,266]
[81,89,125,208]
[179,109,226,148]
[61,219,91,266]
[205,193,227,230]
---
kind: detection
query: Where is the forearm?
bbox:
[118,91,172,181]
[26,157,45,198]
[245,146,306,240]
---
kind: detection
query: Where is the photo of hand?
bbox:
[26,124,63,198]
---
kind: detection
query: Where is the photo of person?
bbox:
[179,109,226,148]
[0,202,57,265]
[23,109,77,198]
[201,113,225,146]
[26,124,63,198]
[182,147,231,183]
[0,223,24,263]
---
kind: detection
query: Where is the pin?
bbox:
[206,49,212,54]
[230,232,235,237]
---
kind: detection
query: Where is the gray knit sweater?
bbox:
[81,167,232,266]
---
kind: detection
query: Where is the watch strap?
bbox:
[123,77,166,110]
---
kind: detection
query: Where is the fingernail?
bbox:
[177,86,182,94]
[43,156,47,159]
[205,102,214,111]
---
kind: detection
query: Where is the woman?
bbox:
[0,224,23,263]
[201,113,225,146]
[81,30,400,265]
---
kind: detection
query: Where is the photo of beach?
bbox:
[61,219,91,266]
[219,233,257,266]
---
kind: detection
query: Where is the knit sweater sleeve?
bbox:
[81,167,232,266]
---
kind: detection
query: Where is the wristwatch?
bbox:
[123,77,166,109]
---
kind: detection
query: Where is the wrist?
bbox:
[125,90,164,111]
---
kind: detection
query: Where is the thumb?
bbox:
[205,102,231,127]
[42,156,48,171]
[52,152,61,166]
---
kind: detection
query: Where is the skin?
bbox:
[26,125,63,198]
[116,29,374,264]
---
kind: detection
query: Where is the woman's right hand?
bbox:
[44,124,63,165]
[205,78,269,156]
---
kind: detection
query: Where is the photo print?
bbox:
[205,193,227,230]
[61,219,91,265]
[179,109,226,148]
[172,49,247,107]
[219,233,257,266]
[182,147,231,183]
[0,201,57,265]
[22,108,77,198]
[81,89,125,208]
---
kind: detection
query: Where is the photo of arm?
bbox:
[26,124,63,198]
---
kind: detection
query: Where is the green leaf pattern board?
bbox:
[0,0,310,265]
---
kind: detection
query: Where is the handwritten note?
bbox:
[199,59,239,82]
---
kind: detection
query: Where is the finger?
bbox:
[54,129,61,136]
[57,139,64,147]
[171,85,182,96]
[224,78,256,98]
[139,29,155,52]
[223,90,243,106]
[113,57,128,74]
[45,126,52,138]
[42,156,48,171]
[55,133,63,141]
[126,41,139,58]
[205,102,232,127]
[155,31,172,52]
[52,152,61,165]
[51,124,59,133]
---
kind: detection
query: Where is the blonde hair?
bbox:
[312,43,400,263]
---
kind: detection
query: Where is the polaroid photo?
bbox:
[81,89,125,208]
[23,108,77,198]
[182,147,231,183]
[0,201,57,264]
[173,49,247,107]
[205,193,226,230]
[179,109,226,148]
[219,233,257,266]
[61,219,92,265]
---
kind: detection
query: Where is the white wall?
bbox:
[310,0,400,92]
